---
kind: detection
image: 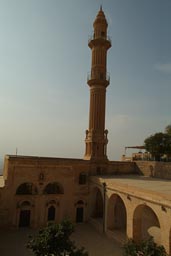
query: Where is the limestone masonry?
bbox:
[1,7,171,255]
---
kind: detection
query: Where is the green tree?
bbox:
[123,237,167,256]
[165,124,171,136]
[144,132,171,161]
[27,219,88,256]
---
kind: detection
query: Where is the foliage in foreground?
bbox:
[123,237,167,256]
[27,219,88,256]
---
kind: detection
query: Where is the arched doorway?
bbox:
[90,187,104,232]
[91,188,103,219]
[76,207,83,223]
[107,194,127,238]
[47,206,56,221]
[19,201,31,227]
[133,204,161,244]
[76,200,84,223]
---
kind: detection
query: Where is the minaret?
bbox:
[84,7,111,161]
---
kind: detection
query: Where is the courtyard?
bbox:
[0,223,123,256]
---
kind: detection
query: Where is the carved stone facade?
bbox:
[0,156,90,228]
[0,155,136,229]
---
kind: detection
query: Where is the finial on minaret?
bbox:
[100,5,102,11]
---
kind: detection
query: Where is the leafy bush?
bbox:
[123,237,167,256]
[27,219,88,256]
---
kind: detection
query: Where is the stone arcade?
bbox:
[1,7,171,255]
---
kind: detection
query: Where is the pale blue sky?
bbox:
[0,0,171,161]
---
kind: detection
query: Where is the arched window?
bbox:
[48,206,56,221]
[16,183,38,195]
[79,173,87,185]
[77,200,84,205]
[20,201,31,208]
[43,182,64,194]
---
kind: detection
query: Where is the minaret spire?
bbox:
[84,9,111,161]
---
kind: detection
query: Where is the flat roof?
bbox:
[91,175,171,203]
[6,155,85,161]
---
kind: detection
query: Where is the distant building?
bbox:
[1,7,171,255]
[122,146,150,161]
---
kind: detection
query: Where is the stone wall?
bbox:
[135,161,171,179]
[0,155,91,228]
[108,161,137,175]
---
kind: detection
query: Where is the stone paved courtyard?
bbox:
[0,223,123,256]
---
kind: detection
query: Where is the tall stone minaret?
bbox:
[84,7,111,161]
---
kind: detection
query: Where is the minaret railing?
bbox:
[87,71,110,83]
[88,35,112,44]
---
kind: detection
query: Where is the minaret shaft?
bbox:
[89,87,106,132]
[84,8,111,161]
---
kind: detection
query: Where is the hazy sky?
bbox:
[0,0,171,161]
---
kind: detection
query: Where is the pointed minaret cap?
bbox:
[93,6,108,26]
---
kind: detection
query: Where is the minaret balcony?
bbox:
[87,71,110,86]
[88,35,111,44]
[88,35,112,48]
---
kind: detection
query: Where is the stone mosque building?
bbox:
[1,7,171,255]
